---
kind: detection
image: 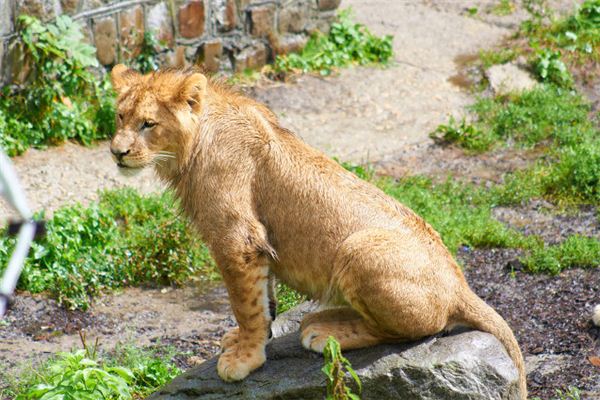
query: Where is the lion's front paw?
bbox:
[220,327,239,351]
[300,324,329,353]
[217,345,266,382]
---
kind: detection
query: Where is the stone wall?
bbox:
[0,0,341,84]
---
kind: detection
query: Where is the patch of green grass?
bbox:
[478,48,518,68]
[522,235,600,274]
[1,343,180,399]
[0,15,116,156]
[432,84,595,152]
[273,8,393,76]
[432,83,600,204]
[0,188,217,310]
[492,0,516,16]
[381,176,533,253]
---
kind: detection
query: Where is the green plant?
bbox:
[0,188,217,310]
[322,336,361,400]
[430,116,491,152]
[17,350,134,400]
[106,344,181,397]
[7,338,180,400]
[533,49,573,87]
[0,15,116,156]
[129,31,162,73]
[274,8,393,76]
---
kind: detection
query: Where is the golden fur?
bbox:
[110,65,527,398]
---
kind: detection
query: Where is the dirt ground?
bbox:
[1,0,598,399]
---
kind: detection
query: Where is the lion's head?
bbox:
[109,65,208,176]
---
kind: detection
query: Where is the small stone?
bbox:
[485,63,538,96]
[148,2,174,46]
[197,39,223,73]
[93,16,117,66]
[119,6,144,60]
[234,42,267,72]
[178,0,205,39]
[248,5,274,37]
[317,0,341,11]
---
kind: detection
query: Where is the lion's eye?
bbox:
[118,114,123,121]
[142,121,157,130]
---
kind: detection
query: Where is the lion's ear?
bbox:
[178,73,207,112]
[111,64,140,94]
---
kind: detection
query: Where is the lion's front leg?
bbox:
[215,245,272,382]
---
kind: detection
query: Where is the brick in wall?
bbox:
[248,5,274,37]
[119,6,144,60]
[178,0,205,39]
[197,38,223,72]
[148,2,174,46]
[93,16,117,66]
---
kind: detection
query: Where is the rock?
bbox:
[149,303,521,400]
[485,63,538,96]
[270,301,318,338]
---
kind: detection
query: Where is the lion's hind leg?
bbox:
[300,307,389,352]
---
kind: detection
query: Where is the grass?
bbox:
[0,341,180,400]
[272,8,393,76]
[0,188,218,310]
[478,48,518,68]
[430,83,600,204]
[431,84,596,152]
[492,0,516,16]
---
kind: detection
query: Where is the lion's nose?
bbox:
[110,147,130,161]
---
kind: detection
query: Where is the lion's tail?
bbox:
[454,289,527,400]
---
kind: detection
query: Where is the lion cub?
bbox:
[109,65,526,398]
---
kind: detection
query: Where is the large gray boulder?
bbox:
[149,303,520,400]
